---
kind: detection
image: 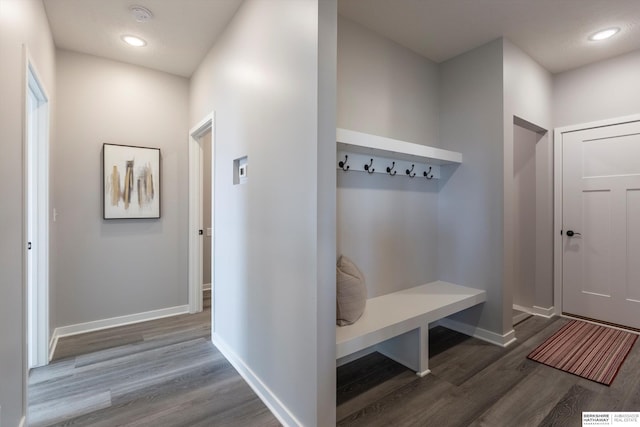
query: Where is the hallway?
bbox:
[28,309,279,426]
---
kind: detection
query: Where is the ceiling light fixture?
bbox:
[129,5,153,23]
[121,35,147,47]
[589,27,620,41]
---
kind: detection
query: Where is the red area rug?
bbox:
[527,319,638,386]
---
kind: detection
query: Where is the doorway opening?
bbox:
[511,116,553,326]
[188,113,214,322]
[25,56,50,369]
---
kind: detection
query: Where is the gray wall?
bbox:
[53,50,189,327]
[0,0,56,424]
[337,16,440,297]
[502,40,553,328]
[554,49,640,128]
[438,39,505,334]
[337,16,440,145]
[189,0,336,425]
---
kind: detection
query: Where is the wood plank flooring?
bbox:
[28,309,280,427]
[337,316,640,427]
[31,309,640,426]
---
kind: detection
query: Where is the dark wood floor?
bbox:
[28,307,280,427]
[29,305,640,427]
[337,315,640,427]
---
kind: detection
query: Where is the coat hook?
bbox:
[406,164,416,178]
[423,166,433,180]
[364,158,375,174]
[338,155,350,171]
[386,161,397,176]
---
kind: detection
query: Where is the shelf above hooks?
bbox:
[336,128,462,180]
[337,128,462,165]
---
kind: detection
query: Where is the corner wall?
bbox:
[0,0,56,424]
[189,0,336,425]
[337,16,440,297]
[438,39,506,335]
[502,40,553,330]
[53,50,190,328]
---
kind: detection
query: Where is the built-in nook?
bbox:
[511,117,553,324]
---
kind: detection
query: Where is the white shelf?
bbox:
[337,128,462,165]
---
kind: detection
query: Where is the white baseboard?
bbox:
[512,304,533,314]
[439,318,517,347]
[532,305,555,318]
[52,305,190,341]
[212,333,301,427]
[18,415,26,427]
[49,329,60,362]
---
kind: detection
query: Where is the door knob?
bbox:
[566,230,581,237]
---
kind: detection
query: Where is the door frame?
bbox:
[23,47,50,368]
[553,113,640,317]
[188,112,214,316]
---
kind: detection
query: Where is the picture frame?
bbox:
[103,143,161,219]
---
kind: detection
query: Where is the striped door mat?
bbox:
[527,319,638,386]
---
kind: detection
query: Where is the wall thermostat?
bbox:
[233,156,248,185]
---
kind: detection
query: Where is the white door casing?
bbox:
[24,51,50,368]
[188,113,214,318]
[561,119,640,329]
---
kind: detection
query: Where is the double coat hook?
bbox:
[364,158,375,174]
[338,155,350,171]
[423,166,433,180]
[406,164,416,178]
[386,161,397,176]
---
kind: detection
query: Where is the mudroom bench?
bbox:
[336,281,486,376]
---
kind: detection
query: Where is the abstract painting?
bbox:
[103,143,160,219]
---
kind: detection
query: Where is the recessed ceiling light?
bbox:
[121,35,147,47]
[589,27,620,41]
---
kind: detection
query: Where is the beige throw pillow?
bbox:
[336,255,367,326]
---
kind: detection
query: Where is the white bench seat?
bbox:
[336,280,486,376]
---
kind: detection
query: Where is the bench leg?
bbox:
[416,324,431,377]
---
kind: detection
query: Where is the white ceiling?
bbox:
[43,0,640,78]
[43,0,243,78]
[339,0,640,74]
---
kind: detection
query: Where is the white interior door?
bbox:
[562,120,640,329]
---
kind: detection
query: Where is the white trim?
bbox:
[212,333,301,427]
[553,114,640,317]
[202,283,212,291]
[532,305,555,318]
[512,304,533,315]
[553,126,564,316]
[438,318,517,347]
[188,113,214,316]
[48,329,59,362]
[19,415,26,427]
[554,113,640,134]
[52,305,189,339]
[23,45,50,370]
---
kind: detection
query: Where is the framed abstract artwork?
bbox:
[103,143,161,219]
